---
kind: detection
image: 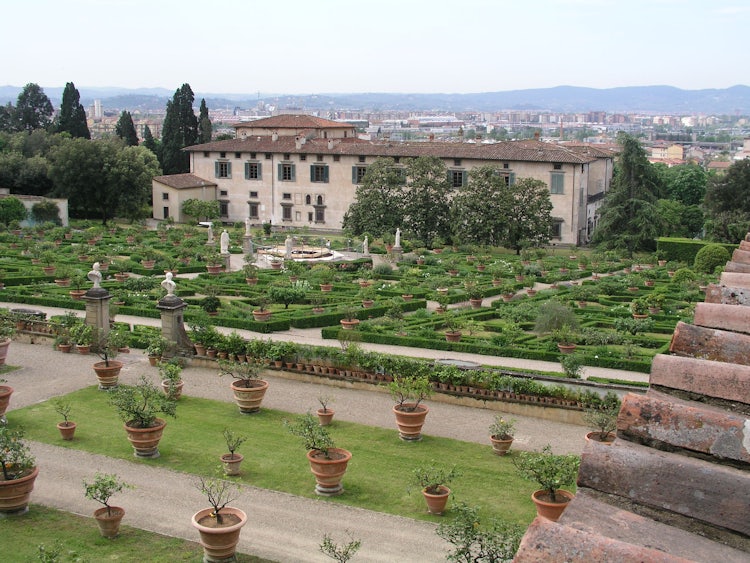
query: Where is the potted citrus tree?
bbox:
[390,370,433,441]
[192,474,247,562]
[0,316,15,368]
[83,472,132,538]
[219,359,268,414]
[109,375,178,458]
[489,415,516,456]
[514,445,580,521]
[285,412,352,496]
[410,462,461,515]
[220,428,248,476]
[92,327,129,389]
[583,393,620,444]
[159,360,184,400]
[0,426,39,514]
[316,394,335,426]
[53,398,77,440]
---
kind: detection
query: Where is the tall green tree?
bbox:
[0,103,16,133]
[342,157,405,237]
[402,156,452,244]
[15,83,54,132]
[451,166,514,246]
[115,111,139,146]
[503,178,553,252]
[0,196,27,225]
[703,159,750,242]
[663,163,707,206]
[160,84,198,174]
[592,134,662,256]
[198,98,212,143]
[55,82,90,139]
[142,125,160,159]
[109,145,161,221]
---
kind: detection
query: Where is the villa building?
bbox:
[152,114,615,246]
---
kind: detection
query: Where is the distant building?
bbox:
[152,114,615,246]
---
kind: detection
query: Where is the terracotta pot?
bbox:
[393,404,429,441]
[422,485,451,515]
[489,435,513,456]
[194,344,206,356]
[245,277,258,286]
[316,408,335,426]
[531,489,574,521]
[585,431,616,445]
[58,344,72,353]
[148,355,159,366]
[0,466,39,514]
[632,313,649,319]
[0,339,10,366]
[307,448,352,496]
[220,453,244,476]
[252,310,272,322]
[319,283,333,292]
[141,260,155,269]
[361,299,374,308]
[401,294,413,301]
[0,385,12,421]
[94,506,125,538]
[161,379,184,400]
[230,379,269,414]
[445,331,461,342]
[57,421,77,440]
[556,343,577,354]
[54,278,71,287]
[206,265,223,274]
[124,418,166,458]
[76,344,90,355]
[192,507,247,562]
[469,298,483,309]
[340,319,360,330]
[92,360,123,389]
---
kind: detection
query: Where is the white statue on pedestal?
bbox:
[161,271,176,297]
[207,223,214,244]
[363,236,369,255]
[245,217,251,236]
[285,235,293,259]
[220,230,229,254]
[87,262,102,288]
[395,228,401,248]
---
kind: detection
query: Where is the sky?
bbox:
[2,0,749,95]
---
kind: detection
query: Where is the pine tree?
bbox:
[56,82,90,139]
[592,133,662,256]
[160,84,198,174]
[115,111,139,146]
[142,125,160,159]
[198,98,212,143]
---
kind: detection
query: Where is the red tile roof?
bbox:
[153,173,217,190]
[231,114,354,130]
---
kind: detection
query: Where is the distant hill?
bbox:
[1,84,748,114]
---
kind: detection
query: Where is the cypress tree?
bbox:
[160,83,198,174]
[142,125,160,158]
[56,82,90,139]
[198,98,212,143]
[115,110,139,146]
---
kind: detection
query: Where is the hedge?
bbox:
[656,237,736,264]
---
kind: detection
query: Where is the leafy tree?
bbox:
[451,165,511,246]
[437,502,523,562]
[503,177,553,253]
[0,196,27,225]
[0,103,16,132]
[115,111,139,146]
[30,200,61,224]
[402,156,452,244]
[704,159,750,243]
[109,145,161,221]
[198,98,212,143]
[15,83,54,132]
[663,163,707,206]
[181,198,220,222]
[655,199,703,238]
[342,157,405,237]
[55,82,90,139]
[592,133,662,256]
[160,83,198,175]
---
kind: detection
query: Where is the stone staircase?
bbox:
[515,239,750,562]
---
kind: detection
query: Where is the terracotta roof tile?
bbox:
[231,114,353,130]
[153,173,216,190]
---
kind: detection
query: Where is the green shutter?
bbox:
[310,165,315,182]
[278,163,283,179]
[509,172,516,186]
[290,164,296,182]
[226,162,231,179]
[323,166,329,183]
[244,162,250,180]
[462,171,467,186]
[257,162,262,180]
[214,161,220,178]
[352,166,357,184]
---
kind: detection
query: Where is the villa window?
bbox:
[311,164,329,183]
[245,162,262,180]
[279,162,296,181]
[215,161,231,178]
[352,165,367,184]
[550,172,565,194]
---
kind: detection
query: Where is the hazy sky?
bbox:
[3,0,748,94]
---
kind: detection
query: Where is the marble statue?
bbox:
[363,235,369,255]
[395,228,401,248]
[285,235,293,259]
[87,262,102,288]
[207,223,214,244]
[245,217,251,236]
[161,271,176,297]
[220,230,229,254]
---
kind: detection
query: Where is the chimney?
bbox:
[327,139,334,150]
[295,136,302,150]
[272,132,278,142]
[429,134,435,142]
[534,131,540,141]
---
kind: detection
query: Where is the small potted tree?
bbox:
[92,327,129,389]
[146,335,171,366]
[320,532,362,562]
[109,375,178,458]
[0,426,38,514]
[53,398,76,440]
[220,428,248,476]
[551,324,578,354]
[631,297,649,318]
[317,394,335,426]
[285,412,352,496]
[83,472,132,538]
[489,415,516,456]
[583,394,620,444]
[390,371,433,441]
[219,359,269,414]
[410,463,461,515]
[243,262,259,285]
[192,474,247,562]
[159,360,184,399]
[514,445,581,521]
[339,306,360,330]
[71,323,93,355]
[252,296,272,322]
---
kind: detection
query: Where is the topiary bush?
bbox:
[693,243,730,274]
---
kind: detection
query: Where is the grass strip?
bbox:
[10,387,541,525]
[0,504,272,562]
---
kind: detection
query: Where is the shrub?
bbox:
[533,301,578,334]
[693,243,730,274]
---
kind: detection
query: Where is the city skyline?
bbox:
[3,0,749,95]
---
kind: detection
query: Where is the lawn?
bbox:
[0,504,273,562]
[10,387,541,525]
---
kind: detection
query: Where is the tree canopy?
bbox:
[55,82,90,139]
[198,98,212,144]
[115,111,139,146]
[0,196,27,225]
[13,83,54,133]
[401,156,452,244]
[342,157,405,237]
[703,159,750,242]
[181,198,220,222]
[592,133,662,256]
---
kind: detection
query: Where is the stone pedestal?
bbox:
[221,252,231,271]
[391,246,403,262]
[83,288,111,340]
[156,295,193,356]
[242,236,254,256]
